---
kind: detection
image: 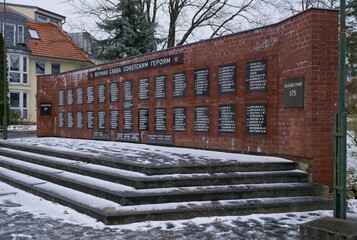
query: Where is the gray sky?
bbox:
[6,0,71,17]
[4,0,100,35]
[5,0,75,30]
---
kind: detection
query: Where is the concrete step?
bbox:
[0,140,332,224]
[0,155,328,205]
[0,167,332,225]
[0,147,310,188]
[0,142,297,175]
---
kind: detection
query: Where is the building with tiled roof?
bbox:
[0,4,93,123]
[26,21,91,62]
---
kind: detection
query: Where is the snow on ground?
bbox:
[0,180,333,240]
[0,179,356,239]
[0,135,356,239]
[347,133,357,199]
[7,125,36,131]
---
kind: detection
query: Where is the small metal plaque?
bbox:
[40,103,52,116]
[147,134,173,145]
[246,104,267,134]
[93,131,110,140]
[116,132,141,143]
[284,77,304,108]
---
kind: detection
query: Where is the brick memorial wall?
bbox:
[37,9,338,188]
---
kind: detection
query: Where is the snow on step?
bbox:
[0,167,121,211]
[0,155,134,192]
[0,155,315,197]
[1,137,292,167]
[0,167,329,215]
[0,147,306,182]
[0,147,148,178]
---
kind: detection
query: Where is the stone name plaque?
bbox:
[194,68,210,96]
[123,80,133,101]
[93,131,110,140]
[87,86,94,104]
[194,106,210,132]
[67,112,74,128]
[59,112,64,128]
[116,132,141,143]
[138,109,149,131]
[173,72,186,97]
[59,91,64,106]
[98,111,106,129]
[110,110,119,129]
[246,59,267,92]
[155,108,166,131]
[218,64,236,94]
[246,104,267,134]
[218,105,236,133]
[98,84,106,103]
[76,111,83,128]
[173,107,186,132]
[87,111,94,129]
[139,78,149,100]
[123,80,133,110]
[147,134,173,145]
[155,75,166,99]
[110,82,118,102]
[123,109,133,130]
[283,77,304,108]
[67,89,73,105]
[76,88,83,105]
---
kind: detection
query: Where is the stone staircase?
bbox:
[0,141,332,225]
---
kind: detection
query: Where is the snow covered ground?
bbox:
[347,134,357,199]
[0,136,356,239]
[7,125,37,132]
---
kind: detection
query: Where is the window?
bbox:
[37,15,48,22]
[9,91,29,120]
[23,56,28,83]
[18,25,24,43]
[28,29,40,39]
[7,54,28,84]
[36,62,45,75]
[5,23,15,46]
[51,63,60,74]
[2,24,25,46]
[10,92,19,108]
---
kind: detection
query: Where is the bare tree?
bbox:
[276,0,338,16]
[165,0,273,47]
[63,0,274,48]
[167,0,188,48]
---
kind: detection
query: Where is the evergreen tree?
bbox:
[97,0,158,61]
[0,33,9,127]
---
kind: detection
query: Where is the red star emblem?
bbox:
[173,55,179,63]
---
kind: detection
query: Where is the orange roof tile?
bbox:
[26,21,92,63]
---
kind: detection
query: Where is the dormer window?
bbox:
[28,29,40,39]
[3,24,25,46]
[18,25,24,43]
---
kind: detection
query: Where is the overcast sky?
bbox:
[6,0,71,16]
[5,0,99,35]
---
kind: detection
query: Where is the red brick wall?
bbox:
[37,9,338,188]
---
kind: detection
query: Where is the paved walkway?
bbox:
[0,130,36,139]
[0,197,328,240]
